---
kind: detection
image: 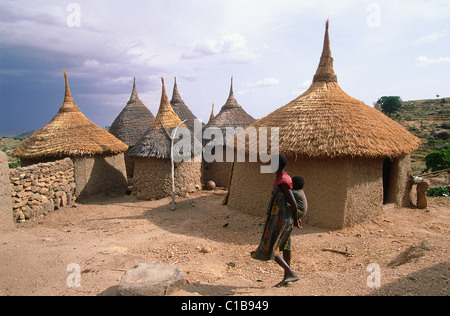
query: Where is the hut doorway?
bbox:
[383,157,393,204]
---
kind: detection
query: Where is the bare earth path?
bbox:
[0,191,448,296]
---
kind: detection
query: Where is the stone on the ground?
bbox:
[118,263,185,296]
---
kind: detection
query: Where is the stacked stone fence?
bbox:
[9,158,76,222]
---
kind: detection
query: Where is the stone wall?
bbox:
[133,157,202,200]
[9,158,76,222]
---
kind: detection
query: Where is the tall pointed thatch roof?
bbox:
[129,77,187,159]
[109,78,155,147]
[204,77,256,145]
[238,20,420,159]
[13,71,128,160]
[170,77,198,132]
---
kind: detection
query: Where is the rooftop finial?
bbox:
[171,76,182,103]
[129,77,139,101]
[313,19,338,83]
[209,102,215,123]
[229,76,234,98]
[63,69,74,103]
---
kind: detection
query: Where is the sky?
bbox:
[0,0,449,136]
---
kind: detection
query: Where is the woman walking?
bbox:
[251,154,301,287]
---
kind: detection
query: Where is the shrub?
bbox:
[424,149,450,172]
[426,187,449,197]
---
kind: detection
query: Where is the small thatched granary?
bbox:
[170,78,198,132]
[109,78,155,177]
[202,78,256,187]
[13,71,129,201]
[129,78,202,200]
[227,21,421,229]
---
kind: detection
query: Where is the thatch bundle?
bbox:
[236,21,420,159]
[129,77,187,159]
[170,78,198,132]
[13,71,128,160]
[109,78,155,147]
[203,77,256,145]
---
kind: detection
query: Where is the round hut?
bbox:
[13,70,129,201]
[129,78,202,200]
[227,21,421,229]
[109,78,155,178]
[202,78,256,187]
[170,77,198,133]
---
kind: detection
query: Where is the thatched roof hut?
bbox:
[202,78,256,187]
[13,70,128,200]
[109,78,155,147]
[227,21,421,229]
[109,78,155,177]
[129,78,187,160]
[170,77,198,132]
[239,21,420,160]
[203,77,256,144]
[14,71,129,160]
[129,78,201,200]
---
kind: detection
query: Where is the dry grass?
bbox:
[235,20,420,159]
[13,71,128,160]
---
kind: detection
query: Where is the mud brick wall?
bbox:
[9,158,76,222]
[0,152,14,232]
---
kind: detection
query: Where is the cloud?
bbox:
[416,56,450,66]
[248,78,280,88]
[414,32,446,44]
[181,33,259,64]
[237,77,279,95]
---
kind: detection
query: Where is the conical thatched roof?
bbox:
[109,78,155,147]
[13,71,128,160]
[129,77,187,159]
[204,77,256,145]
[237,21,420,159]
[170,77,198,132]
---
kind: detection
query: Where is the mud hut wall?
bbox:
[132,157,202,200]
[385,154,413,207]
[8,158,76,223]
[0,152,14,231]
[281,158,349,229]
[343,158,384,228]
[202,148,233,188]
[227,157,384,229]
[124,148,135,179]
[73,153,127,201]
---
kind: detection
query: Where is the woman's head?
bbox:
[274,154,288,173]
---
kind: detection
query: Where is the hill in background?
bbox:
[382,97,449,174]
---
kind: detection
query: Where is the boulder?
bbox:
[431,129,450,140]
[118,263,185,296]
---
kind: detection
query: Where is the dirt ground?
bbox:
[0,189,448,296]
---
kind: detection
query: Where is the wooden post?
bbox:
[160,119,186,210]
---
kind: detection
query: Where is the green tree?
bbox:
[376,96,402,117]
